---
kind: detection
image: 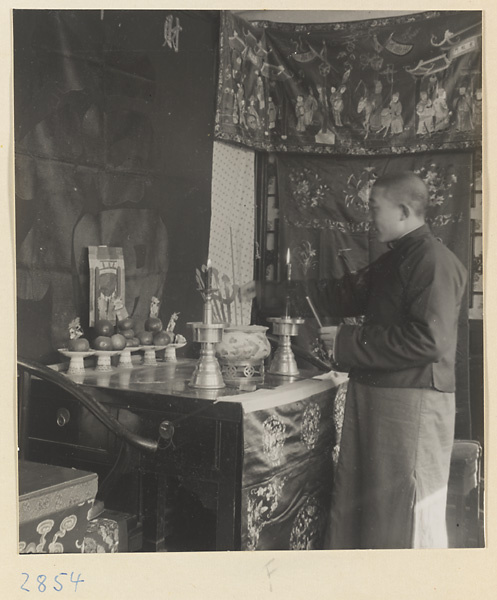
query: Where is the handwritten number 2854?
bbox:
[21,572,85,592]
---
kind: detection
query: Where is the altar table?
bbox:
[26,358,344,551]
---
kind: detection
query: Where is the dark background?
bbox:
[14,10,220,363]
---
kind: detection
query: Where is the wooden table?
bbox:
[26,358,342,551]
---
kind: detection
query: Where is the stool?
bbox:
[446,440,483,548]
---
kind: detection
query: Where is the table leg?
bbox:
[140,471,170,552]
[215,422,242,550]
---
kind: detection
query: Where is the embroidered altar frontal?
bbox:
[215,11,481,156]
[19,461,98,554]
[236,380,337,550]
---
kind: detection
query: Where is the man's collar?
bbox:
[387,223,429,249]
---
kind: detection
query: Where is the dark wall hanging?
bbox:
[15,10,219,363]
[215,11,482,156]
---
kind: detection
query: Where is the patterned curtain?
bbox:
[208,141,255,326]
[215,11,482,156]
[277,152,473,439]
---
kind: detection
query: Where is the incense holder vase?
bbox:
[215,325,270,362]
[215,325,271,385]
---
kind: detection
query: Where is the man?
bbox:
[314,171,467,549]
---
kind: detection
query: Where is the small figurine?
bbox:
[66,317,90,352]
[68,317,84,340]
[166,312,180,332]
[150,296,161,318]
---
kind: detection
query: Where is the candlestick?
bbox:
[286,248,292,281]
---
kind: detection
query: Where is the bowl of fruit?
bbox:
[58,318,95,374]
[139,320,174,366]
[115,316,141,368]
[91,319,126,371]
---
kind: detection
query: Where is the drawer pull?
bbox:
[159,420,174,441]
[56,408,71,427]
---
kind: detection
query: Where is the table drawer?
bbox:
[28,390,119,453]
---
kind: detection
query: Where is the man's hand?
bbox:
[318,326,338,355]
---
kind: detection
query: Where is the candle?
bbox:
[206,258,212,289]
[286,248,292,281]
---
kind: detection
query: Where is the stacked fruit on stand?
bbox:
[88,316,175,350]
[61,300,187,373]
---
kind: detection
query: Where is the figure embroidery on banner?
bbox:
[215,11,481,154]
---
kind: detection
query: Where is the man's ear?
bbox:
[399,204,410,220]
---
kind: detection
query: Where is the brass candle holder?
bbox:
[188,284,225,389]
[267,316,305,376]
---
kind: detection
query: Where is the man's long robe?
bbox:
[310,224,467,549]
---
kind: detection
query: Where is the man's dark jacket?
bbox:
[311,224,467,391]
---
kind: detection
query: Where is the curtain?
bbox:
[208,141,255,326]
[215,11,482,156]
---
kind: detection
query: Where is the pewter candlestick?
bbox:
[268,316,305,376]
[268,249,304,376]
[188,281,225,389]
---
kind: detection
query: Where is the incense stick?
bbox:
[305,295,323,328]
[230,226,239,326]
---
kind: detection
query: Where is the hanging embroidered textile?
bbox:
[215,11,482,155]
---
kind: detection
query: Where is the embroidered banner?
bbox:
[215,11,482,156]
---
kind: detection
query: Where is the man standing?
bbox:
[315,171,467,549]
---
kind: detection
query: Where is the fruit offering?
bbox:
[145,317,163,332]
[67,317,90,351]
[138,330,154,346]
[68,337,90,352]
[117,316,133,331]
[153,330,173,346]
[93,336,113,351]
[110,333,127,350]
[94,319,114,337]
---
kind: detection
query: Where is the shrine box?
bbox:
[19,460,98,554]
